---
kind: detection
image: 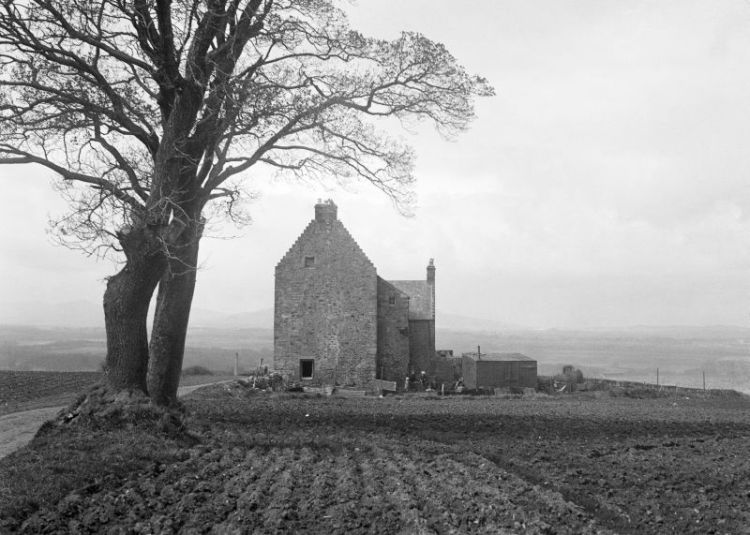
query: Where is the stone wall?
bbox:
[407,319,436,376]
[274,202,378,388]
[376,277,410,385]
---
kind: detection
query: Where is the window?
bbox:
[304,256,315,267]
[300,359,314,380]
[388,295,396,305]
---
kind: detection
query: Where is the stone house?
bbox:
[273,200,436,390]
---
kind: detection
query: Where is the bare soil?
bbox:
[1,384,749,534]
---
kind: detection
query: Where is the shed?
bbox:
[461,352,537,390]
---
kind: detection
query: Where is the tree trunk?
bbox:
[147,215,203,406]
[103,226,166,392]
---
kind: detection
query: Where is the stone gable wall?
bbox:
[274,216,377,388]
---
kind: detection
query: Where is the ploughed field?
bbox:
[0,371,103,415]
[0,371,235,415]
[1,384,749,534]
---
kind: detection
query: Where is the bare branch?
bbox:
[0,0,492,253]
[0,144,143,212]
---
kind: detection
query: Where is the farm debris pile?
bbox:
[3,388,750,533]
[182,376,285,401]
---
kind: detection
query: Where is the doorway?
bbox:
[300,359,314,380]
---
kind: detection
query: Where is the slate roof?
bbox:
[388,279,433,320]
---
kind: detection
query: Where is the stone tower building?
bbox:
[274,200,436,390]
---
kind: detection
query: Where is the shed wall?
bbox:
[462,355,478,389]
[476,361,537,389]
[462,357,537,389]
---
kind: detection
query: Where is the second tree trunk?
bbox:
[103,226,166,392]
[147,216,203,406]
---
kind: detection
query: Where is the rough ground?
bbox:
[1,383,749,534]
[0,373,234,459]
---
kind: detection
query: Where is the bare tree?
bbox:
[0,0,492,405]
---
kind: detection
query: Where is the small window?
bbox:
[304,256,315,267]
[388,295,396,305]
[300,359,314,380]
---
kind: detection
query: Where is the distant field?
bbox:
[438,327,750,393]
[0,371,102,415]
[0,325,272,374]
[0,371,236,415]
[2,324,750,392]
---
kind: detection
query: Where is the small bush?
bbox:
[560,365,584,383]
[181,365,213,376]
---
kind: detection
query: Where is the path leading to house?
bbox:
[0,379,235,459]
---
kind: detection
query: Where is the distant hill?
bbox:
[190,307,273,329]
[437,312,524,332]
[0,300,528,333]
[2,299,747,340]
[0,300,104,328]
[0,301,274,330]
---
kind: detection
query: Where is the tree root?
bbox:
[36,383,193,439]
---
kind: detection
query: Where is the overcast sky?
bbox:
[2,0,750,329]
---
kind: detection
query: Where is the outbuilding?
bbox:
[461,352,537,390]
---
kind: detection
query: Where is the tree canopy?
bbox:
[0,0,492,251]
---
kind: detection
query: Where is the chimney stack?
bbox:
[427,258,436,320]
[427,258,435,285]
[314,199,338,223]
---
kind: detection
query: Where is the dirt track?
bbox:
[0,407,61,459]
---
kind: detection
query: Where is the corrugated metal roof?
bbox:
[462,352,536,362]
[388,279,433,320]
